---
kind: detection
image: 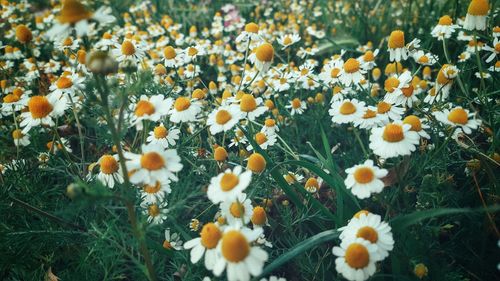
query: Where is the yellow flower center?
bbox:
[56,76,73,89]
[215,109,232,125]
[143,181,162,194]
[343,58,360,73]
[292,98,301,109]
[388,30,405,49]
[240,94,257,112]
[377,102,391,114]
[200,223,222,249]
[121,41,136,56]
[12,129,23,139]
[230,202,244,218]
[265,119,275,127]
[255,132,267,145]
[245,22,259,33]
[362,109,377,119]
[447,108,468,125]
[495,43,500,52]
[100,155,119,174]
[174,97,191,111]
[15,24,32,43]
[187,47,198,56]
[153,126,168,139]
[140,152,165,171]
[247,153,266,173]
[63,37,73,46]
[345,243,370,269]
[135,100,155,117]
[148,204,160,217]
[220,173,239,191]
[331,68,340,78]
[214,147,228,161]
[283,36,292,45]
[467,0,489,16]
[401,85,414,97]
[384,77,400,93]
[363,51,375,62]
[418,55,429,64]
[163,240,172,249]
[403,115,422,131]
[353,167,374,184]
[255,43,274,62]
[164,46,176,59]
[438,15,453,25]
[28,95,53,118]
[356,226,379,243]
[3,94,19,103]
[221,231,250,262]
[382,124,405,142]
[58,0,92,24]
[251,206,267,225]
[339,101,356,115]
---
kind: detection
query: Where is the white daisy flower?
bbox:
[207,166,252,204]
[344,160,388,199]
[130,95,172,130]
[277,33,300,49]
[329,99,366,125]
[376,101,405,121]
[170,96,202,123]
[207,105,242,135]
[332,237,381,281]
[383,71,412,105]
[403,115,431,139]
[433,107,481,135]
[286,98,307,116]
[184,222,223,270]
[20,93,69,133]
[246,131,277,151]
[338,58,366,86]
[97,154,124,189]
[140,180,171,204]
[220,193,253,226]
[12,129,30,147]
[431,15,459,40]
[237,94,268,121]
[163,229,183,250]
[146,123,180,148]
[369,121,420,159]
[112,39,146,63]
[353,106,388,130]
[142,202,168,225]
[463,0,489,31]
[387,30,408,62]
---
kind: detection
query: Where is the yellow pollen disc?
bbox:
[215,109,232,125]
[214,147,228,161]
[447,108,468,125]
[28,95,53,118]
[163,240,172,249]
[3,94,19,103]
[153,126,168,139]
[188,47,198,56]
[401,85,414,97]
[230,202,244,218]
[200,223,222,249]
[58,0,92,24]
[377,102,391,114]
[403,115,422,131]
[220,173,239,191]
[363,51,375,61]
[174,97,191,111]
[221,231,250,262]
[15,25,32,43]
[12,129,23,139]
[292,98,301,109]
[384,77,400,93]
[163,46,176,59]
[438,15,453,25]
[331,68,340,78]
[251,206,267,225]
[56,76,73,89]
[362,109,377,119]
[494,43,500,52]
[305,177,319,188]
[345,243,370,269]
[353,167,374,184]
[143,182,161,194]
[135,100,155,117]
[148,204,160,217]
[103,32,112,39]
[265,119,275,127]
[343,58,360,73]
[467,0,489,16]
[283,36,292,45]
[121,41,136,56]
[247,153,266,173]
[100,155,119,174]
[255,43,274,62]
[388,30,405,49]
[255,132,267,145]
[339,101,356,115]
[63,37,73,46]
[418,55,429,64]
[356,226,379,243]
[245,22,259,33]
[240,94,257,112]
[140,152,165,171]
[382,124,405,142]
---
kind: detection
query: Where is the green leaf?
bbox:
[390,206,500,232]
[257,229,339,278]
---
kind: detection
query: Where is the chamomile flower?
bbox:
[170,96,202,123]
[260,119,279,135]
[113,39,146,63]
[97,154,124,188]
[163,45,183,67]
[277,34,300,49]
[369,121,420,159]
[130,95,172,130]
[207,166,252,204]
[383,71,412,105]
[20,94,69,133]
[163,229,183,250]
[246,132,277,151]
[143,202,168,225]
[49,73,84,99]
[354,107,387,129]
[146,123,180,148]
[238,94,267,121]
[251,206,269,228]
[12,129,30,147]
[125,143,183,186]
[184,222,223,270]
[286,98,307,115]
[433,107,481,135]
[387,30,408,62]
[403,115,430,139]
[236,22,262,43]
[254,43,274,73]
[344,160,388,199]
[1,90,29,116]
[483,37,500,63]
[220,193,253,226]
[431,15,459,40]
[340,213,394,259]
[376,101,405,121]
[338,58,366,86]
[464,0,489,31]
[212,227,268,281]
[207,105,242,135]
[332,237,381,281]
[329,99,366,125]
[412,50,437,66]
[140,180,171,204]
